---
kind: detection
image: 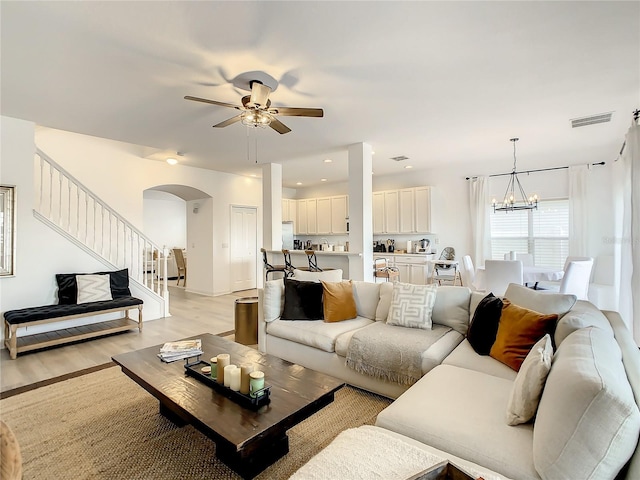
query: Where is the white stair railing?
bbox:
[34,148,169,308]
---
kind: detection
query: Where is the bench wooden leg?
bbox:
[137,305,143,332]
[8,324,18,359]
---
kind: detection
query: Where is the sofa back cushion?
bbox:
[375,282,394,321]
[292,269,343,282]
[263,279,284,322]
[504,283,576,318]
[533,327,640,480]
[351,281,381,320]
[554,299,614,346]
[431,286,471,335]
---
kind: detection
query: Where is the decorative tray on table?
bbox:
[183,358,271,410]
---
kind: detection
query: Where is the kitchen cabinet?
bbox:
[282,199,298,232]
[306,199,317,234]
[384,191,400,233]
[297,199,308,235]
[330,195,348,234]
[414,186,432,233]
[316,197,332,234]
[373,192,385,234]
[374,186,432,234]
[399,188,415,233]
[373,254,433,285]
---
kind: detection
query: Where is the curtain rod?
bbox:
[465,161,606,181]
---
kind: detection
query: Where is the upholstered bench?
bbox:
[3,269,143,359]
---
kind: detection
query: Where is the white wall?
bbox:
[35,127,263,296]
[143,190,187,249]
[0,116,163,344]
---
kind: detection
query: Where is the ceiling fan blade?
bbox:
[268,107,324,117]
[269,118,292,134]
[184,95,241,110]
[213,115,243,128]
[249,82,271,107]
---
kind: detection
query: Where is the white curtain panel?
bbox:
[613,122,640,344]
[469,176,491,267]
[568,165,589,257]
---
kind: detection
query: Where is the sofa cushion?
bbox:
[467,293,503,355]
[386,283,437,330]
[376,364,538,480]
[533,327,640,480]
[443,340,517,381]
[554,299,614,346]
[504,283,576,318]
[281,278,324,321]
[292,268,343,282]
[431,286,471,335]
[490,300,558,371]
[351,281,380,320]
[263,279,284,322]
[266,317,373,353]
[322,280,357,323]
[374,282,394,321]
[506,334,553,426]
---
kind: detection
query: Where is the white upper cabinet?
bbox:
[297,199,308,235]
[316,197,332,234]
[306,199,318,234]
[373,186,432,234]
[330,195,348,234]
[282,199,298,232]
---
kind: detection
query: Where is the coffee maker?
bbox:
[293,239,303,250]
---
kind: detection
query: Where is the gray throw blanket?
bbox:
[346,322,451,386]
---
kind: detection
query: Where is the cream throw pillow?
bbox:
[506,334,553,425]
[386,283,437,330]
[76,274,113,304]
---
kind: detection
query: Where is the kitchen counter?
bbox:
[373,252,435,256]
[278,249,361,257]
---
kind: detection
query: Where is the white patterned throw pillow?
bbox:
[506,334,553,425]
[386,283,438,330]
[76,274,113,304]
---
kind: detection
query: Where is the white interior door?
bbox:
[230,206,257,292]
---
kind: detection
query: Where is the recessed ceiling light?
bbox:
[296,182,302,185]
[324,159,333,163]
[404,165,413,169]
[166,158,178,165]
[321,178,327,182]
[372,151,376,155]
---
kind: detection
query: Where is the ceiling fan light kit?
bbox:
[185,78,323,135]
[491,138,539,213]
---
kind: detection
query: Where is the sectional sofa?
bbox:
[257,270,640,480]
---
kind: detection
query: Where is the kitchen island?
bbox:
[265,250,362,279]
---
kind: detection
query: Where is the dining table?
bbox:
[473,264,564,291]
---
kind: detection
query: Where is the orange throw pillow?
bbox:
[321,280,357,323]
[490,299,558,371]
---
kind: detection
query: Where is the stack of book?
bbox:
[158,339,203,362]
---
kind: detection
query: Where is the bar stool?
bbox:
[304,250,335,272]
[282,249,310,277]
[261,248,287,281]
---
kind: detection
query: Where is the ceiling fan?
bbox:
[184,80,323,134]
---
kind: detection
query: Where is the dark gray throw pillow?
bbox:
[281,278,324,320]
[56,268,131,304]
[467,292,503,355]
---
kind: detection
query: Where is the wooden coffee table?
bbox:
[111,333,344,479]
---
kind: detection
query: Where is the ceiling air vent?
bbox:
[571,112,613,128]
[390,155,409,162]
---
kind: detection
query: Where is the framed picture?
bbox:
[0,185,16,276]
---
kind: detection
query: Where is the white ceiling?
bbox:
[2,1,638,188]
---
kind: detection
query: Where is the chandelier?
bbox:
[492,138,538,213]
[241,109,272,128]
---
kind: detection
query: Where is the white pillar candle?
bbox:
[216,354,230,384]
[223,364,236,388]
[250,371,265,398]
[240,363,254,395]
[229,367,241,391]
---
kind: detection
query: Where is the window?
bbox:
[490,199,568,269]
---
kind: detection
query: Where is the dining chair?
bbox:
[260,248,287,281]
[538,256,594,291]
[461,255,480,290]
[373,257,400,283]
[484,260,523,297]
[433,247,459,285]
[558,260,594,300]
[172,248,187,287]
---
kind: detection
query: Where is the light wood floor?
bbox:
[0,286,258,393]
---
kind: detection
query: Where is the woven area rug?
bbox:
[0,366,391,479]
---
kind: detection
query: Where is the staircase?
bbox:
[33,148,169,314]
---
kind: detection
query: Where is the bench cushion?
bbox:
[4,297,143,324]
[56,269,132,304]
